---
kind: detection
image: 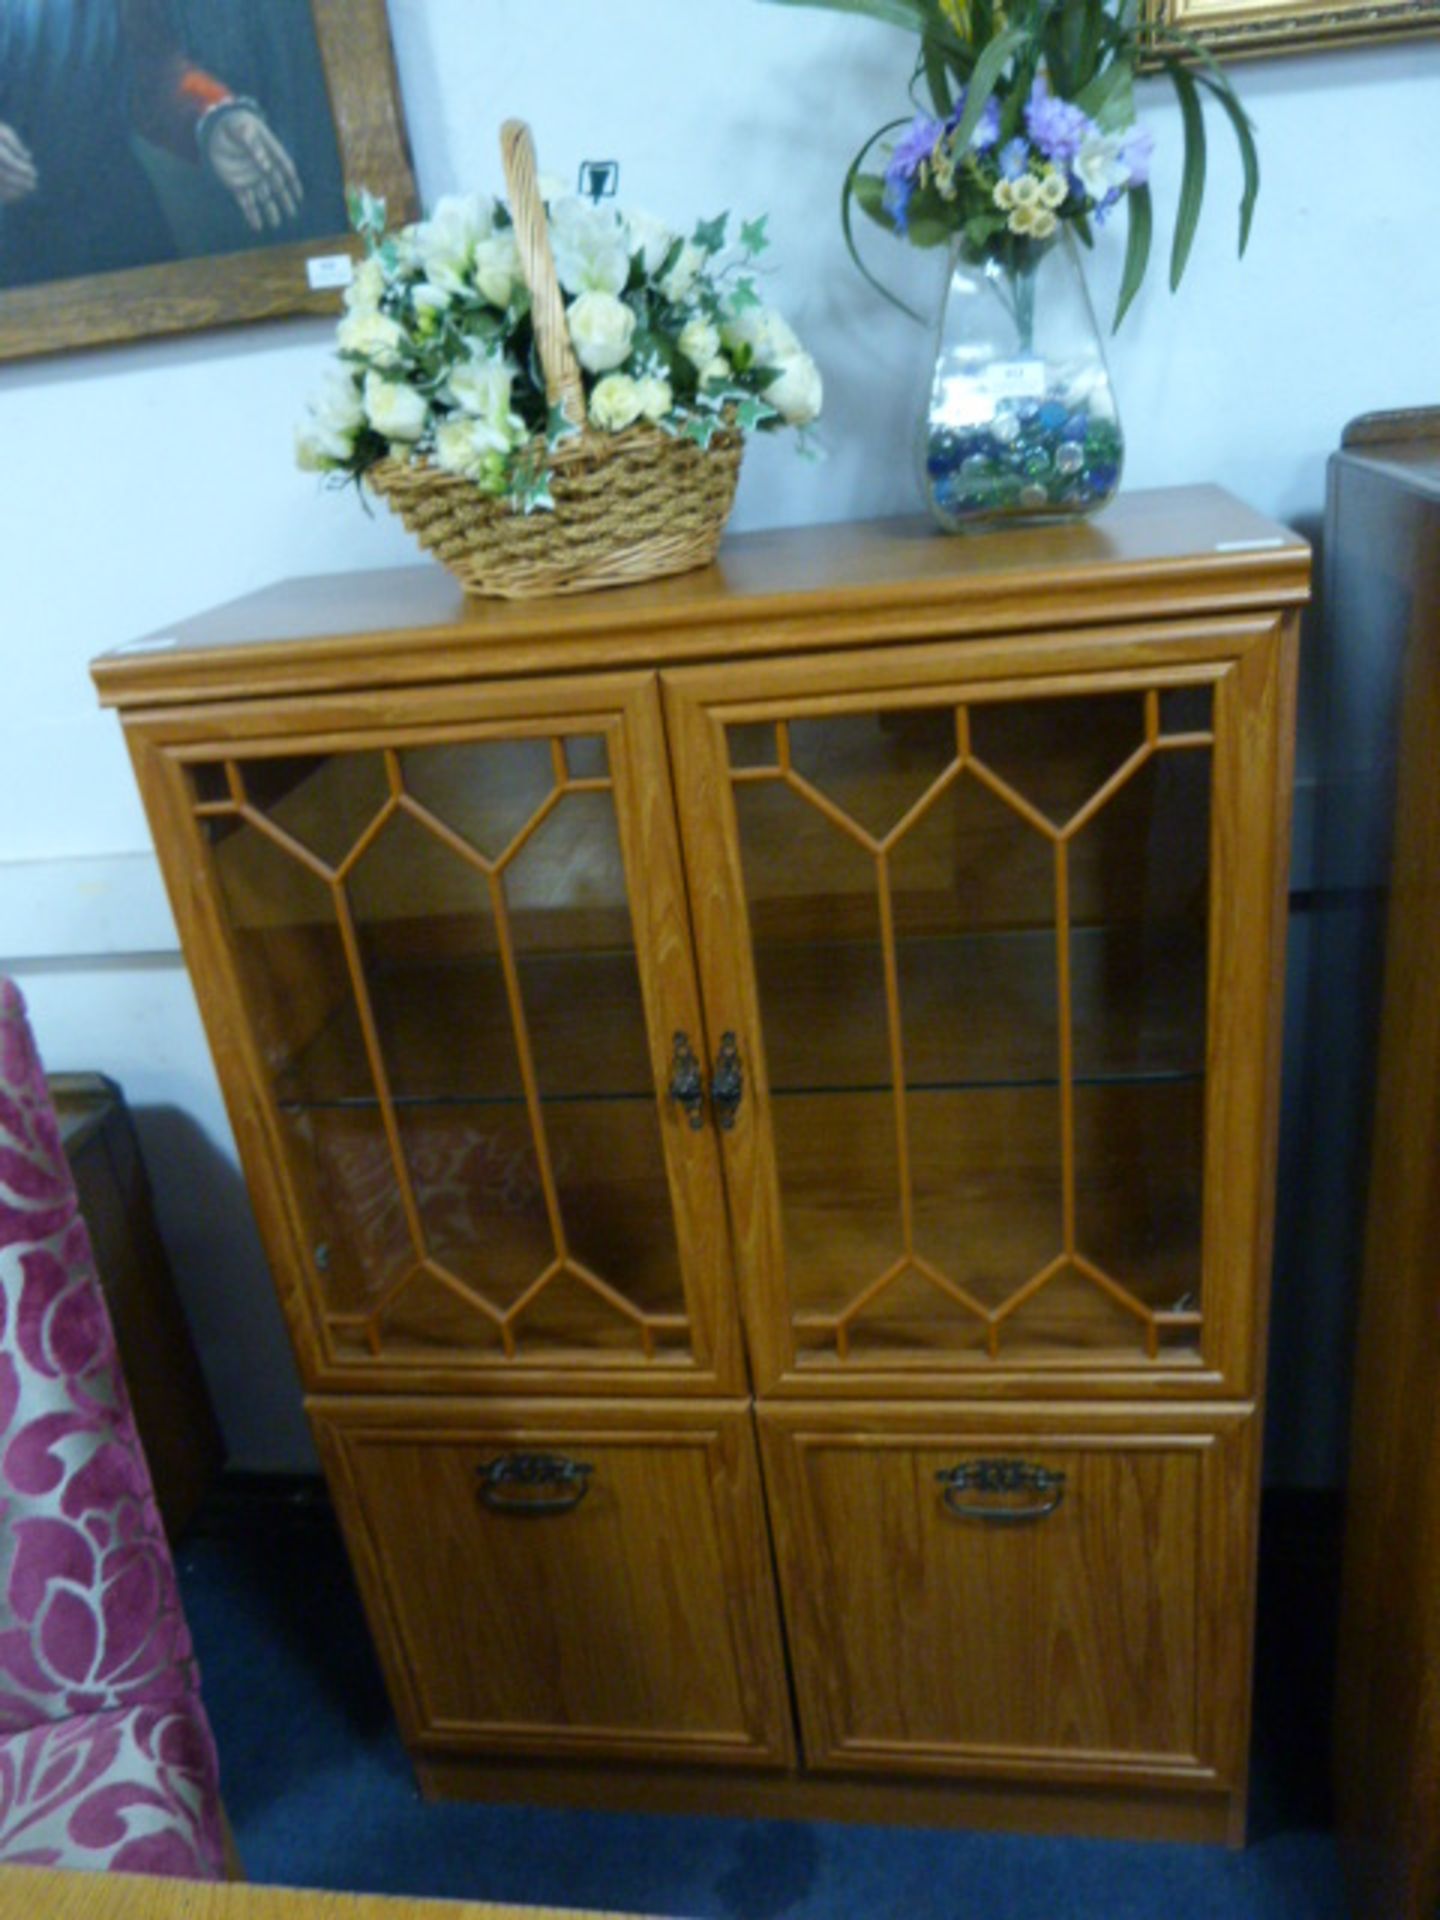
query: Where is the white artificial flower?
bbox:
[764,351,823,427]
[363,371,428,442]
[437,417,506,481]
[344,256,386,314]
[296,370,365,470]
[626,209,676,276]
[994,179,1017,212]
[659,240,704,303]
[295,427,333,473]
[1038,168,1069,211]
[473,232,522,309]
[411,283,452,326]
[566,290,636,373]
[1074,131,1130,204]
[721,304,802,368]
[446,355,525,453]
[1011,174,1041,209]
[636,376,673,422]
[699,354,732,387]
[337,309,407,367]
[549,197,630,296]
[1031,207,1059,239]
[589,373,645,433]
[678,316,721,369]
[417,193,495,294]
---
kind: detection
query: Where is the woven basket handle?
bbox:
[500,120,586,429]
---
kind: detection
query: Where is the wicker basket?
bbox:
[366,120,744,600]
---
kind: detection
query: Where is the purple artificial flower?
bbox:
[1024,79,1093,167]
[950,94,1003,151]
[883,112,944,234]
[1116,124,1155,188]
[998,136,1030,181]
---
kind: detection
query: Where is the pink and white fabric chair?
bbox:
[0,977,224,1877]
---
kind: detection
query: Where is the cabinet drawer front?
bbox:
[135,672,744,1396]
[666,619,1296,1398]
[759,1405,1254,1787]
[313,1399,794,1767]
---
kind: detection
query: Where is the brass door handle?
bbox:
[936,1458,1066,1524]
[477,1453,593,1516]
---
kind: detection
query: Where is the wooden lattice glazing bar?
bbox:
[733,690,1215,1362]
[192,743,689,1362]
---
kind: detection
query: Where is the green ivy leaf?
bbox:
[734,394,779,432]
[682,414,720,448]
[740,215,771,257]
[693,212,730,255]
[729,276,762,314]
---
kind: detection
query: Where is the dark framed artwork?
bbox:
[0,0,418,362]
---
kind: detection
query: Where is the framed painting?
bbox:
[0,0,418,363]
[1143,0,1440,56]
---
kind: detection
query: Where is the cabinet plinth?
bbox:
[98,492,1306,1842]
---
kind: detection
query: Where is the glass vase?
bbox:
[921,229,1123,534]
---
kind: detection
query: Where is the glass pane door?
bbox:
[696,679,1218,1376]
[184,702,728,1380]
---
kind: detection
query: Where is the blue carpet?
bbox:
[175,1494,1345,1917]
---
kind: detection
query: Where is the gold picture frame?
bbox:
[1143,0,1440,57]
[0,0,417,364]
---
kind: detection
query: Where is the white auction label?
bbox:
[306,254,355,291]
[983,359,1047,400]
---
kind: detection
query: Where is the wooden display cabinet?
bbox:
[95,490,1306,1844]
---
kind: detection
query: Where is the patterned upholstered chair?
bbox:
[0,977,224,1877]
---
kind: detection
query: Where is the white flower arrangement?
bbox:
[298,187,822,514]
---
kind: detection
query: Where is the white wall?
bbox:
[2,1,1435,1471]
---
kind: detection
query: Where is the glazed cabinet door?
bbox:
[665,615,1296,1396]
[130,673,742,1394]
[759,1403,1255,1790]
[313,1398,795,1768]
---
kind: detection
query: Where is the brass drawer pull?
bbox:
[668,1031,706,1130]
[937,1458,1066,1524]
[477,1453,593,1516]
[711,1032,744,1130]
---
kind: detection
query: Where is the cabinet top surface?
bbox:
[94,486,1308,710]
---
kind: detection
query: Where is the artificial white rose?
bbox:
[626,209,675,276]
[566,290,636,373]
[637,376,673,422]
[418,193,495,294]
[295,426,334,473]
[764,351,823,428]
[473,232,522,309]
[310,368,364,438]
[446,355,525,453]
[410,284,452,338]
[344,256,386,314]
[337,309,407,368]
[589,373,645,432]
[678,316,721,369]
[434,417,483,479]
[549,197,630,297]
[659,240,704,303]
[699,354,732,388]
[363,371,428,442]
[721,304,802,368]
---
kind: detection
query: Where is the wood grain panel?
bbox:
[94,494,1308,710]
[312,1398,794,1768]
[759,1401,1255,1793]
